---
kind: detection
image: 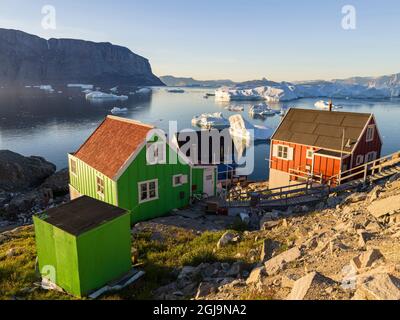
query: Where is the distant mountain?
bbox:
[0,28,164,86]
[333,73,400,96]
[160,75,235,87]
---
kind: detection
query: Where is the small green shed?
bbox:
[33,196,132,297]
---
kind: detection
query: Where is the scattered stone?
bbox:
[246,266,265,285]
[40,168,69,196]
[345,192,367,204]
[6,248,17,258]
[350,249,384,271]
[195,282,216,299]
[226,262,245,277]
[217,231,238,249]
[261,220,281,231]
[367,195,400,218]
[286,272,336,300]
[264,247,302,276]
[354,274,400,300]
[358,230,373,248]
[260,239,280,262]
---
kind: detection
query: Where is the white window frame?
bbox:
[278,145,289,160]
[355,155,364,166]
[96,175,105,198]
[70,159,78,176]
[306,149,314,160]
[366,125,375,142]
[172,174,187,187]
[138,179,159,204]
[366,151,377,163]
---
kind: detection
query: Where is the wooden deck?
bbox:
[221,151,400,210]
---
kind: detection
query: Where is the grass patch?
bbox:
[1,225,260,300]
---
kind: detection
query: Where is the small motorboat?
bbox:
[111,107,128,114]
[249,103,276,117]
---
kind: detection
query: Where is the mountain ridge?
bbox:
[0,28,164,86]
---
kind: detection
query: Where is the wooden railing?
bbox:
[225,181,330,208]
[337,151,400,185]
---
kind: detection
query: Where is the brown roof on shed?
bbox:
[74,116,154,179]
[39,196,127,236]
[271,108,372,153]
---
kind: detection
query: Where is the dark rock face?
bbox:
[40,168,69,196]
[0,150,56,192]
[0,28,164,86]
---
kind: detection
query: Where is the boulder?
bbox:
[195,282,216,299]
[226,262,245,277]
[350,249,384,271]
[217,231,239,249]
[264,247,302,276]
[246,266,266,285]
[0,150,56,192]
[344,193,368,204]
[354,274,400,300]
[40,168,69,196]
[357,230,373,248]
[367,195,400,218]
[286,272,336,300]
[260,239,280,262]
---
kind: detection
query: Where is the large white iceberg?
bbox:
[215,79,395,102]
[229,114,273,142]
[85,91,128,101]
[192,112,230,129]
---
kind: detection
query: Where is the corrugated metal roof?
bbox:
[39,196,127,236]
[74,116,154,179]
[271,108,372,153]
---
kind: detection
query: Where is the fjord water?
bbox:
[0,87,400,181]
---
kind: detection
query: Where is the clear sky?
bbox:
[1,0,400,82]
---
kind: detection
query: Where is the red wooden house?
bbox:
[269,108,382,189]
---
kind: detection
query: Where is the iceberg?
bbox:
[229,114,273,142]
[314,100,342,110]
[192,112,230,129]
[85,91,128,101]
[249,103,276,117]
[136,87,152,94]
[67,84,94,90]
[225,105,244,112]
[111,107,128,114]
[35,85,55,93]
[215,87,264,102]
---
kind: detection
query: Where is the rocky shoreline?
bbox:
[0,150,69,230]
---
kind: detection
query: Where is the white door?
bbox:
[203,168,215,197]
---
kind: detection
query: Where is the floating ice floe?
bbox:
[67,84,94,90]
[225,105,244,112]
[167,89,185,93]
[192,112,230,129]
[249,103,276,117]
[85,91,128,101]
[34,85,55,93]
[229,114,273,142]
[136,88,152,94]
[111,107,128,114]
[314,100,342,110]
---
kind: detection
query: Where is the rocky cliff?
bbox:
[0,29,164,86]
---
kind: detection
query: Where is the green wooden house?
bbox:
[68,116,217,223]
[33,196,132,297]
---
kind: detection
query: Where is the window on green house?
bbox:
[173,174,188,187]
[139,179,158,203]
[96,176,105,196]
[70,159,77,175]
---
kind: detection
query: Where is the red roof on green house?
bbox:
[74,116,154,179]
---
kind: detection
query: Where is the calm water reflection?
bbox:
[1,86,400,181]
